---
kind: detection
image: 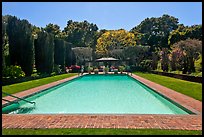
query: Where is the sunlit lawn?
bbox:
[2,128,202,135]
[2,73,77,97]
[133,72,202,101]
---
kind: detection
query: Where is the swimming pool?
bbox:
[2,74,192,114]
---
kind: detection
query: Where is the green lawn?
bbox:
[2,128,202,135]
[2,73,77,97]
[133,72,202,101]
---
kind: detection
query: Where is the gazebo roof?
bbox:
[95,57,119,62]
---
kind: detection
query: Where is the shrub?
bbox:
[69,65,80,73]
[104,67,109,74]
[114,69,118,74]
[129,65,136,71]
[118,66,125,73]
[125,65,131,72]
[195,54,202,72]
[87,66,93,73]
[2,65,25,78]
[50,72,56,76]
[53,64,62,74]
[94,68,99,74]
[32,67,37,73]
[31,73,40,79]
[139,60,153,72]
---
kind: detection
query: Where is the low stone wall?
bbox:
[151,71,202,83]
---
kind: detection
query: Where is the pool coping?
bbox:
[2,73,202,130]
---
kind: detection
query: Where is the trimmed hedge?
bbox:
[151,71,202,83]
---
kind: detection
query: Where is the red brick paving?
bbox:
[2,73,202,130]
[2,114,202,130]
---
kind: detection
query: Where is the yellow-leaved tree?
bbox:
[96,29,137,56]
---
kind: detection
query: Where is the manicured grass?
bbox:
[2,73,77,97]
[2,128,202,135]
[133,72,202,101]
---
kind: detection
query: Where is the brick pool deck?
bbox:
[2,73,202,130]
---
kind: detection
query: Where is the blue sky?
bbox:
[2,2,202,31]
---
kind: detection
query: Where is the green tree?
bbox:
[72,47,92,66]
[123,46,150,66]
[64,42,75,67]
[63,20,98,66]
[130,14,179,51]
[63,20,98,47]
[2,15,9,69]
[194,54,202,72]
[168,24,202,46]
[44,23,70,70]
[31,25,42,65]
[44,23,63,38]
[32,25,41,36]
[109,49,125,60]
[6,16,34,76]
[54,38,66,70]
[35,31,54,74]
[151,52,159,70]
[96,29,136,56]
[184,25,202,40]
[91,29,107,65]
[160,48,169,72]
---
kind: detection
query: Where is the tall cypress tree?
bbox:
[35,31,54,74]
[64,42,76,67]
[54,38,65,69]
[6,16,34,76]
[2,16,7,69]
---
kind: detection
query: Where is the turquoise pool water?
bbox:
[3,75,191,114]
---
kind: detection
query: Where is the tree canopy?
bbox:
[6,16,34,76]
[130,14,179,51]
[44,23,65,39]
[168,24,202,46]
[63,20,98,47]
[171,39,202,73]
[35,31,54,74]
[2,14,202,77]
[96,29,136,56]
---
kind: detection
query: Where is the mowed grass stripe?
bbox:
[2,128,202,135]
